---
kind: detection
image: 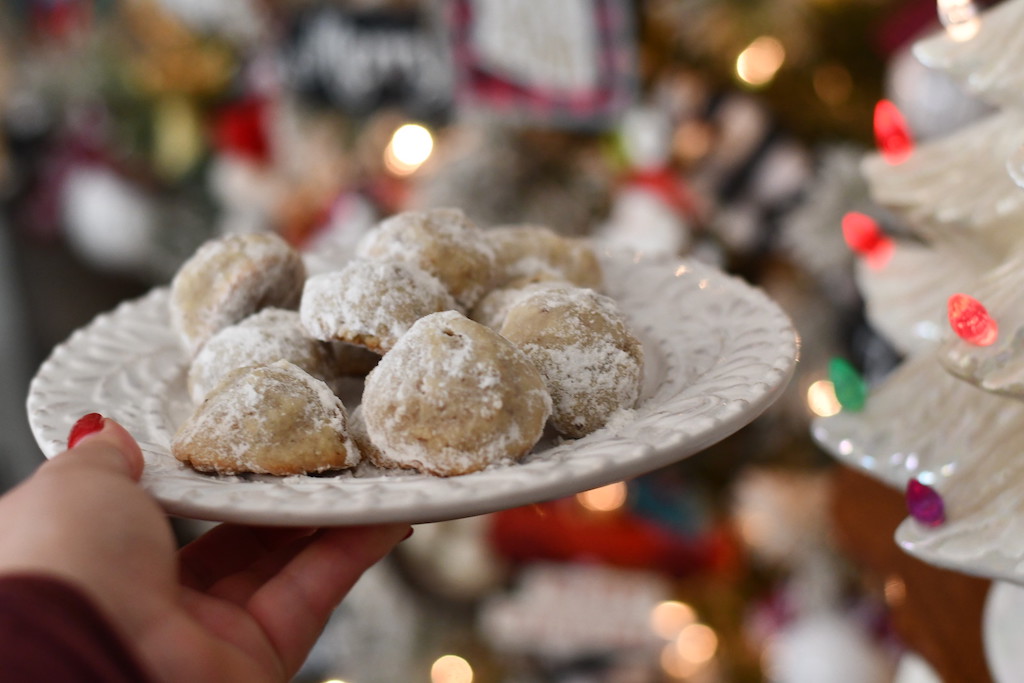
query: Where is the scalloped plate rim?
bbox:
[27,253,797,526]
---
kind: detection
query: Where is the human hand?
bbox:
[0,414,410,682]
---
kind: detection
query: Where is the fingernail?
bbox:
[402,527,415,541]
[68,413,105,448]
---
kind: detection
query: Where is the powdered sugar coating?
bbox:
[486,224,603,290]
[361,311,552,476]
[172,360,360,475]
[470,279,572,331]
[170,233,306,356]
[356,208,497,309]
[500,287,643,438]
[300,260,457,353]
[188,308,331,403]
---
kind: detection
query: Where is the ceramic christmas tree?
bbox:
[813,0,1024,587]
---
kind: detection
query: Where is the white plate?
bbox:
[984,581,1024,683]
[26,253,797,526]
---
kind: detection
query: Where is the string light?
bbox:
[431,655,473,683]
[735,36,786,87]
[384,123,434,176]
[873,100,913,165]
[828,358,867,412]
[576,482,628,512]
[906,478,945,527]
[937,0,980,41]
[650,601,697,639]
[807,380,841,418]
[947,293,998,346]
[841,211,894,268]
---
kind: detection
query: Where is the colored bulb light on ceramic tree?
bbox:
[874,100,914,164]
[828,358,867,412]
[905,478,945,527]
[841,212,894,269]
[947,293,998,346]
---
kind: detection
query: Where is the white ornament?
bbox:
[61,166,157,275]
[765,613,893,683]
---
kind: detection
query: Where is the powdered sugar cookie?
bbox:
[300,259,456,353]
[187,308,332,404]
[486,224,603,290]
[361,311,551,476]
[469,278,571,331]
[500,287,643,438]
[172,360,360,475]
[356,208,497,309]
[170,232,306,355]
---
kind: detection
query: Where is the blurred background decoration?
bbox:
[0,0,1004,681]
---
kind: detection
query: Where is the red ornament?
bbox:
[841,212,894,268]
[905,479,945,527]
[211,98,272,165]
[948,293,998,346]
[874,100,914,164]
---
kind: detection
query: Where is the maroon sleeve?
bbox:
[0,575,151,682]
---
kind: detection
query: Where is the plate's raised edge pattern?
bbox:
[27,255,798,525]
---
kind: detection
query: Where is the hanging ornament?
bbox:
[873,100,913,164]
[905,478,945,527]
[211,97,272,165]
[947,293,998,346]
[827,358,867,412]
[841,211,893,269]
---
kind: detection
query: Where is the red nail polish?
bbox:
[68,413,105,448]
[402,528,414,541]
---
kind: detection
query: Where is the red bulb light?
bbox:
[874,99,914,164]
[841,212,894,268]
[948,293,998,346]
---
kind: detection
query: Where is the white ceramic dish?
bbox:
[27,253,796,526]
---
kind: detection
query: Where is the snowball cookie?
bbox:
[486,224,603,290]
[356,207,497,309]
[170,232,306,355]
[469,278,571,331]
[188,308,333,404]
[500,287,643,438]
[172,360,360,475]
[361,310,552,476]
[300,259,456,354]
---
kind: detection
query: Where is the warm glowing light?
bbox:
[813,64,853,106]
[807,380,841,418]
[883,575,907,607]
[735,36,786,87]
[431,654,473,683]
[672,120,713,162]
[938,0,980,41]
[384,123,434,176]
[828,358,867,412]
[675,623,718,664]
[842,211,893,269]
[322,679,348,683]
[577,482,628,512]
[650,601,697,639]
[874,100,914,165]
[948,293,998,346]
[661,642,700,679]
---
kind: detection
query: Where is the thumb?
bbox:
[47,413,145,482]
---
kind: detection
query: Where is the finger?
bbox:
[246,523,410,676]
[45,415,144,482]
[179,525,316,591]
